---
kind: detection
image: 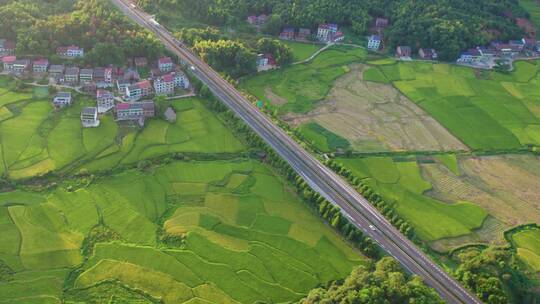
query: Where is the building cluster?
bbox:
[247,14,269,27]
[457,38,540,67]
[279,27,312,41]
[367,17,390,51]
[56,45,84,58]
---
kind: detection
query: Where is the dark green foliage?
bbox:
[193,39,257,78]
[300,257,444,304]
[454,247,536,304]
[63,281,159,304]
[0,259,14,282]
[176,27,222,46]
[256,38,294,66]
[4,0,164,65]
[81,225,122,256]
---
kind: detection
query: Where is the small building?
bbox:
[164,107,177,123]
[367,35,382,51]
[396,46,412,59]
[79,68,94,83]
[256,53,276,72]
[115,101,155,126]
[154,73,175,95]
[158,56,174,72]
[134,57,148,67]
[0,39,15,55]
[32,58,49,73]
[125,80,152,101]
[65,67,80,84]
[93,68,105,82]
[81,107,100,128]
[247,15,258,25]
[104,67,114,86]
[12,59,30,74]
[57,45,84,58]
[96,89,115,113]
[49,64,66,82]
[173,71,189,89]
[2,56,16,72]
[256,54,269,67]
[418,48,438,60]
[53,92,72,107]
[457,48,482,63]
[116,79,130,93]
[257,14,268,25]
[509,39,526,52]
[279,27,296,40]
[317,23,339,42]
[83,82,97,94]
[297,28,312,40]
[375,17,389,30]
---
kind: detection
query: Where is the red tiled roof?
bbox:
[162,73,174,82]
[158,57,173,65]
[117,103,131,110]
[33,58,49,65]
[2,56,16,63]
[137,80,151,89]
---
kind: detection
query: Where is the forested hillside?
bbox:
[0,0,164,65]
[142,0,527,60]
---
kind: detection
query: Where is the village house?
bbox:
[158,56,174,72]
[367,35,382,51]
[115,101,155,126]
[457,48,482,63]
[83,82,97,94]
[375,17,389,31]
[134,57,148,67]
[297,28,312,40]
[256,53,277,72]
[12,59,30,74]
[173,71,190,89]
[396,46,412,59]
[117,79,130,93]
[79,68,94,83]
[154,73,175,95]
[418,48,438,60]
[125,79,152,101]
[93,68,105,82]
[279,27,296,40]
[65,67,80,84]
[96,89,115,113]
[104,67,114,86]
[2,56,16,72]
[53,92,72,107]
[0,39,15,55]
[164,107,176,123]
[317,23,343,43]
[49,64,65,81]
[81,107,100,128]
[32,58,49,73]
[57,45,84,58]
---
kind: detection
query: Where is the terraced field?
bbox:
[0,80,244,179]
[367,60,540,150]
[512,228,540,274]
[0,160,364,303]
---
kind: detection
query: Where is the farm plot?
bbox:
[372,60,540,150]
[287,64,467,152]
[0,160,364,303]
[242,45,367,114]
[282,41,323,62]
[337,156,488,243]
[0,91,244,178]
[512,228,540,274]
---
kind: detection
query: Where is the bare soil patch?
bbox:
[284,64,468,152]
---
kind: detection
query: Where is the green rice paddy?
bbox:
[512,228,540,272]
[242,45,367,113]
[337,156,488,241]
[281,41,323,62]
[0,160,364,303]
[368,60,540,150]
[0,81,244,179]
[298,122,351,152]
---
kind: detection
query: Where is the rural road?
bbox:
[111,1,483,303]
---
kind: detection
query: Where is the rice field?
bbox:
[281,41,323,62]
[337,156,488,242]
[0,83,245,179]
[369,60,540,150]
[512,228,540,276]
[0,160,364,303]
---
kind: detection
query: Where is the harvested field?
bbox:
[423,154,540,228]
[286,64,468,152]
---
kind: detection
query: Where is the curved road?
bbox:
[111,1,482,303]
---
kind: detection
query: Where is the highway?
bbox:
[111,1,483,303]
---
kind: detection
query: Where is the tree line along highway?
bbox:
[111,0,483,303]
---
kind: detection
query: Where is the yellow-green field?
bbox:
[0,160,364,303]
[366,60,540,150]
[0,81,244,179]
